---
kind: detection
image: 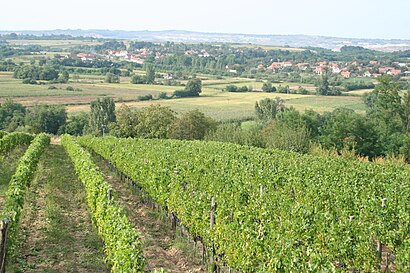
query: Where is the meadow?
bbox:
[0,71,367,120]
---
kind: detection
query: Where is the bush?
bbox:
[262,82,277,93]
[22,78,37,84]
[66,86,74,91]
[158,92,168,99]
[48,85,57,90]
[137,94,153,101]
[131,74,146,84]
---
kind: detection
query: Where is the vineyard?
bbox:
[0,133,409,272]
[79,136,409,273]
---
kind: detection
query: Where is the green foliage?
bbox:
[25,105,67,134]
[0,99,26,131]
[225,85,249,92]
[1,133,50,256]
[169,110,216,140]
[131,74,146,84]
[0,132,33,154]
[255,97,286,122]
[0,130,8,138]
[319,108,381,158]
[61,135,144,273]
[262,120,311,153]
[136,105,176,138]
[63,112,89,136]
[89,97,116,136]
[316,73,330,95]
[105,72,120,83]
[158,92,169,99]
[111,104,176,138]
[261,82,276,92]
[174,78,202,98]
[80,136,410,273]
[145,64,155,84]
[205,123,265,147]
[13,65,59,82]
[137,94,153,101]
[343,80,375,91]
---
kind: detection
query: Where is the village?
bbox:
[62,44,409,81]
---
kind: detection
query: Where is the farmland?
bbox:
[0,71,366,120]
[0,133,408,272]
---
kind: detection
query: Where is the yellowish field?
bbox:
[0,72,366,120]
[7,39,102,48]
[230,43,304,51]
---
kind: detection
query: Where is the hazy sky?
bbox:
[2,0,409,39]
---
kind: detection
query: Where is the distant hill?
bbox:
[1,29,410,52]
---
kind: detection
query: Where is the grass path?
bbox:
[92,154,206,273]
[8,144,109,273]
[0,146,28,209]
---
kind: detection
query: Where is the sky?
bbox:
[1,0,409,39]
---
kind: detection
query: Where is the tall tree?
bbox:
[89,97,116,136]
[255,97,286,122]
[145,64,155,84]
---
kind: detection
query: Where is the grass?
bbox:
[0,71,366,120]
[9,145,109,272]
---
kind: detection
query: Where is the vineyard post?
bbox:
[107,188,113,202]
[260,185,264,198]
[0,219,10,273]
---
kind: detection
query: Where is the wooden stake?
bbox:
[0,219,10,273]
[107,188,113,202]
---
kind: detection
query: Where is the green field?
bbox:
[0,71,366,120]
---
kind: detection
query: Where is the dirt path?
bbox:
[92,154,206,273]
[9,144,109,273]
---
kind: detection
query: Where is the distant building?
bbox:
[363,71,372,77]
[388,69,401,76]
[267,61,292,70]
[341,71,352,78]
[315,66,326,75]
[332,66,341,74]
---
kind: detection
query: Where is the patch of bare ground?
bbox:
[8,144,109,273]
[93,154,206,273]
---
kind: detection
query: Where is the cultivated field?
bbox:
[0,72,366,120]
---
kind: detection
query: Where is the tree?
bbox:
[136,105,176,138]
[316,73,330,95]
[89,97,116,136]
[0,99,26,131]
[145,64,155,84]
[105,72,120,83]
[63,112,89,135]
[131,74,146,84]
[319,108,381,158]
[185,78,202,95]
[110,105,140,138]
[262,82,276,92]
[25,105,67,134]
[263,120,311,153]
[58,70,69,83]
[169,110,216,140]
[255,97,286,122]
[174,78,202,97]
